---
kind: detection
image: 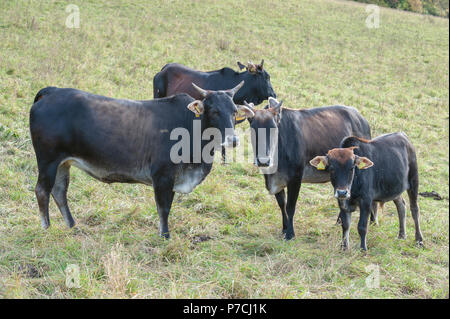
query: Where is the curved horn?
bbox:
[260,59,264,68]
[244,100,255,109]
[228,81,245,97]
[192,82,208,98]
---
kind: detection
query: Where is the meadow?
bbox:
[0,0,448,298]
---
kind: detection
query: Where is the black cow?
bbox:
[244,98,372,240]
[153,60,276,161]
[310,133,424,250]
[29,82,254,239]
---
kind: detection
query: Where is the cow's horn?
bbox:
[260,59,264,68]
[192,83,208,98]
[228,81,245,97]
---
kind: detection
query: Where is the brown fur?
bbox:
[327,147,357,164]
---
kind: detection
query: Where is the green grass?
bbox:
[0,0,448,298]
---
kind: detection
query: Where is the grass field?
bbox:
[0,0,448,298]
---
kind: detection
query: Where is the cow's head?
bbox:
[187,81,254,148]
[236,60,276,105]
[310,147,374,200]
[244,97,282,168]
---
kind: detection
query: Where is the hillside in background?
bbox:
[353,0,449,17]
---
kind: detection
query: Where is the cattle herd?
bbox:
[29,60,424,251]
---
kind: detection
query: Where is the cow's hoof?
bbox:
[160,232,170,240]
[398,233,406,240]
[284,233,295,241]
[66,219,76,228]
[416,241,424,248]
[40,219,50,230]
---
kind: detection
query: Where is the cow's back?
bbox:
[30,88,196,179]
[153,63,208,99]
[344,133,415,200]
[277,105,371,184]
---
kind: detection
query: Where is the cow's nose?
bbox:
[257,157,271,167]
[335,189,349,199]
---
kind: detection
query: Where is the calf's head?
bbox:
[187,81,254,148]
[310,147,374,200]
[236,60,276,105]
[245,97,282,168]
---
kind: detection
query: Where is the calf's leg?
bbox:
[370,201,379,225]
[358,200,372,251]
[341,210,351,250]
[407,179,424,246]
[393,196,406,239]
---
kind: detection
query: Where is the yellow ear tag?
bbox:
[194,105,201,117]
[317,161,326,170]
[235,115,246,121]
[357,161,366,170]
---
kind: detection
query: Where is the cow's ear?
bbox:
[237,61,246,71]
[355,156,373,170]
[268,97,283,122]
[187,100,204,116]
[236,103,255,121]
[310,156,328,170]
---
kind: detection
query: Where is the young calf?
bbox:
[310,133,424,251]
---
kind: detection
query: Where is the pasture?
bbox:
[0,0,448,298]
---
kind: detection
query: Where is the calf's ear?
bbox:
[187,100,204,116]
[355,156,374,170]
[310,156,328,170]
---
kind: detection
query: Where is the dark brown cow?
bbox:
[245,98,372,240]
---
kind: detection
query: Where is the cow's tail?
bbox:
[153,72,166,98]
[33,86,58,104]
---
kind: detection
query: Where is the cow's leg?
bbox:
[35,160,60,229]
[341,210,351,250]
[221,147,226,164]
[407,182,424,246]
[51,162,75,228]
[336,212,343,225]
[393,196,407,239]
[357,199,372,251]
[153,179,175,239]
[370,201,378,225]
[275,189,288,234]
[284,178,301,241]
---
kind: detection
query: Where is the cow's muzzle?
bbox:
[255,156,271,167]
[335,188,350,200]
